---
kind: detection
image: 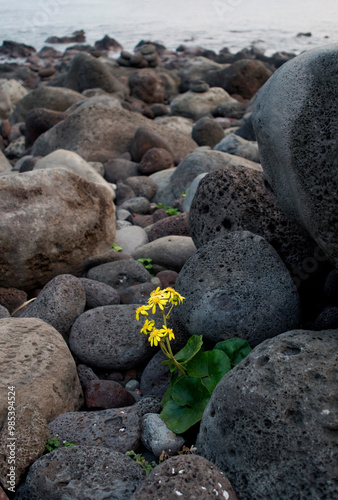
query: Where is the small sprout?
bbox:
[112,243,123,252]
[44,437,74,454]
[156,203,181,216]
[125,450,157,476]
[137,258,154,276]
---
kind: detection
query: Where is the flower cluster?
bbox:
[136,287,185,373]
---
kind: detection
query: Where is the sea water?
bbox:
[0,0,337,57]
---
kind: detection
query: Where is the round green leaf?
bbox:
[214,337,252,366]
[160,397,210,434]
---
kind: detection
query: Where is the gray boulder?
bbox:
[69,305,153,370]
[252,43,338,270]
[21,274,86,339]
[22,446,143,500]
[48,406,141,453]
[197,329,338,500]
[189,166,319,276]
[0,169,115,290]
[175,232,300,346]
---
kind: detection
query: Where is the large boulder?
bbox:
[197,329,338,500]
[252,43,338,270]
[178,56,228,91]
[0,79,28,118]
[0,318,83,428]
[128,68,166,103]
[9,86,84,124]
[189,166,318,276]
[31,104,197,163]
[175,231,300,346]
[170,87,236,121]
[76,55,128,97]
[0,169,115,290]
[205,59,272,99]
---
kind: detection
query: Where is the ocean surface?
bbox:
[0,0,338,58]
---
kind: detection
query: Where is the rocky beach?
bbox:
[0,30,337,500]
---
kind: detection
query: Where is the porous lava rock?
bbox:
[197,329,338,500]
[175,231,300,346]
[252,43,338,269]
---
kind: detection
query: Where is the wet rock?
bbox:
[85,380,136,409]
[175,231,300,346]
[94,35,122,52]
[21,274,86,339]
[69,304,153,370]
[0,169,115,290]
[252,43,338,269]
[132,236,196,272]
[197,329,338,500]
[192,116,225,147]
[141,413,185,458]
[0,40,36,59]
[46,30,86,44]
[22,446,143,500]
[205,59,272,99]
[0,318,83,428]
[131,454,238,500]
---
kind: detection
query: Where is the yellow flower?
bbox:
[147,293,168,314]
[141,319,155,335]
[160,326,175,341]
[148,328,165,347]
[164,287,185,305]
[136,306,149,321]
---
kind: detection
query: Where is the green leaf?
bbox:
[160,397,210,434]
[173,335,204,365]
[112,243,123,252]
[214,337,252,366]
[172,375,210,406]
[187,349,231,393]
